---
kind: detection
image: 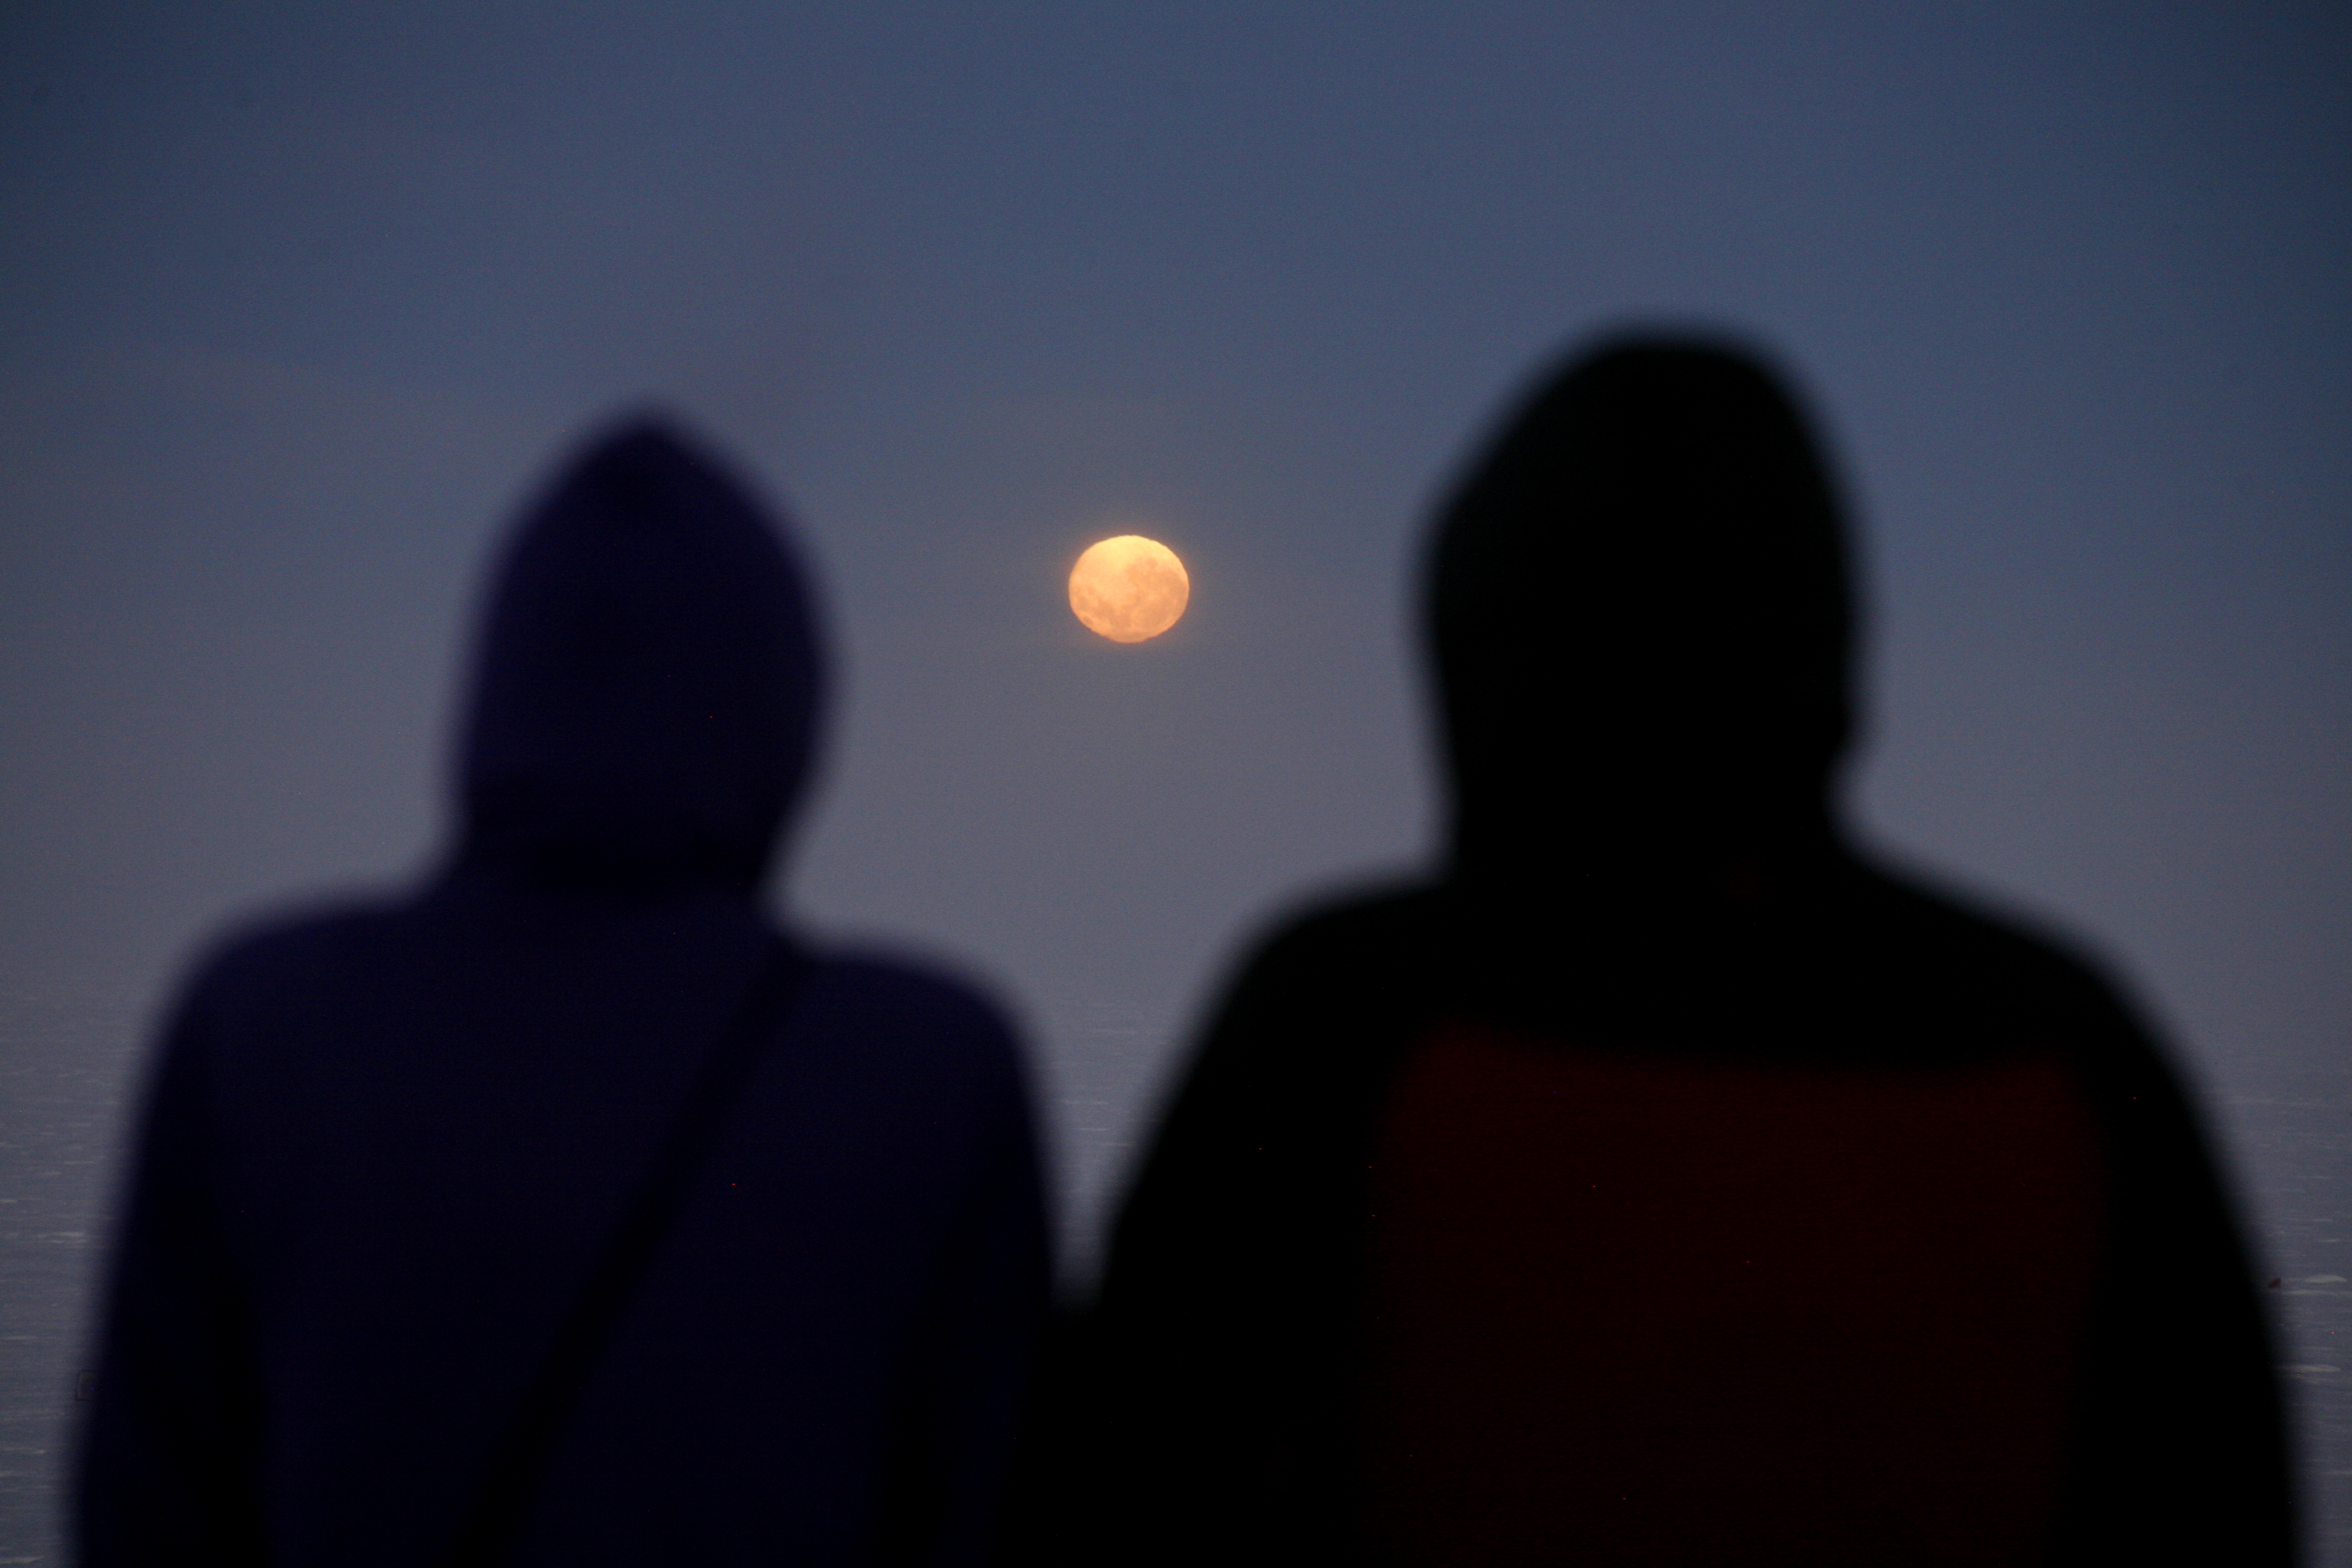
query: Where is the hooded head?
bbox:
[455,417,824,893]
[1427,335,1856,893]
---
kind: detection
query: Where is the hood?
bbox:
[1426,335,1855,891]
[454,417,824,892]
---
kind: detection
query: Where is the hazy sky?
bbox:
[2,5,2346,1236]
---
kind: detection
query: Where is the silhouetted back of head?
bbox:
[1428,335,1853,891]
[457,418,824,892]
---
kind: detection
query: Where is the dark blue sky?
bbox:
[2,5,2346,1223]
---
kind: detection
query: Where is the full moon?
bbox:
[1068,535,1189,643]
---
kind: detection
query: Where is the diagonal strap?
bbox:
[447,937,806,1566]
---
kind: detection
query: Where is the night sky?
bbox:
[3,2,2346,1313]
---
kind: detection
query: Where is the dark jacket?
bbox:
[77,422,1051,1566]
[1075,340,2292,1565]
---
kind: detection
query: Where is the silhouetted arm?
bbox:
[1072,956,1290,1565]
[1858,871,2299,1563]
[871,1034,1053,1568]
[75,999,267,1566]
[1077,888,1440,1566]
[2056,985,2297,1564]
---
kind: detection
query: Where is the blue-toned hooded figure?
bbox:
[77,422,1052,1566]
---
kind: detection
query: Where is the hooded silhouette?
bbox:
[1073,339,2292,1565]
[76,422,1050,1566]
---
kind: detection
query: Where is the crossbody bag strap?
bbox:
[447,936,806,1566]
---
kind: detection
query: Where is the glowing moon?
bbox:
[1068,535,1189,643]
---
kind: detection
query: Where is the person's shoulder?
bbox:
[1838,849,2143,1034]
[171,888,415,1022]
[1167,875,1453,1067]
[799,942,1026,1066]
[788,946,1040,1135]
[1223,874,1447,990]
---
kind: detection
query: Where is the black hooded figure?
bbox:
[1073,338,2292,1565]
[75,421,1051,1566]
